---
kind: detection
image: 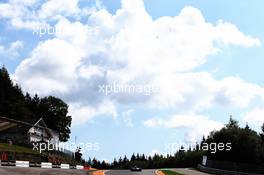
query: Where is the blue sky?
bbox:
[0,0,264,161]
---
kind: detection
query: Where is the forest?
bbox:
[0,66,72,142]
[87,118,264,170]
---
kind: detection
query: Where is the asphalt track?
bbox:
[106,169,155,175]
[106,169,210,175]
[171,168,210,175]
[0,166,90,175]
[0,167,209,175]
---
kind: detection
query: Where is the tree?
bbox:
[87,157,92,165]
[118,157,123,165]
[74,147,82,162]
[101,160,108,169]
[205,117,262,164]
[0,67,72,142]
[92,158,99,167]
[112,158,118,168]
[38,96,72,142]
[260,123,264,163]
[261,123,264,142]
[0,66,30,121]
[131,153,136,162]
[225,115,239,129]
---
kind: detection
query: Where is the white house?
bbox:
[0,116,59,146]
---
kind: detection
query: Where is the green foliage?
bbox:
[261,123,264,142]
[225,116,239,129]
[74,147,82,162]
[205,117,264,164]
[0,142,40,154]
[0,66,30,121]
[0,66,72,142]
[89,117,264,169]
[30,96,72,141]
[88,150,204,169]
[46,150,77,165]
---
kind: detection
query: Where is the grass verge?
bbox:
[160,169,185,175]
[0,142,39,154]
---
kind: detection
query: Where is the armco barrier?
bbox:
[1,161,15,166]
[76,165,84,169]
[16,161,29,168]
[1,160,86,170]
[198,164,263,175]
[61,163,70,169]
[41,162,52,168]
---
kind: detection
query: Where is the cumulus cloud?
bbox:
[15,38,84,94]
[215,77,264,108]
[38,0,81,19]
[13,0,263,131]
[0,0,96,30]
[215,20,261,47]
[243,107,264,129]
[144,114,224,142]
[69,100,117,125]
[0,0,44,29]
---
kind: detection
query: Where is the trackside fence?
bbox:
[204,159,264,174]
[0,159,86,170]
[198,164,264,175]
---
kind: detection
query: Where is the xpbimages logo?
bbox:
[98,83,160,96]
[165,142,232,154]
[32,141,100,153]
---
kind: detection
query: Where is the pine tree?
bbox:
[0,66,72,141]
[131,153,136,162]
[0,66,29,121]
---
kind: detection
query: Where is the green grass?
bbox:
[161,170,185,175]
[0,143,40,155]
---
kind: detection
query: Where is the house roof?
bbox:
[33,118,48,128]
[0,116,33,127]
[0,116,58,137]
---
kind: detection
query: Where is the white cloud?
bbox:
[149,72,217,110]
[243,107,264,129]
[0,0,43,30]
[13,0,263,128]
[144,114,224,143]
[10,0,39,6]
[0,0,88,30]
[122,109,134,127]
[38,0,81,19]
[69,100,117,126]
[215,77,264,108]
[0,40,24,58]
[0,3,18,19]
[215,20,261,47]
[15,38,84,94]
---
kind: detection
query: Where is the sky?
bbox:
[0,0,264,161]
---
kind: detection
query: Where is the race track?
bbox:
[0,166,90,175]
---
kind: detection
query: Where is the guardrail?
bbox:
[0,160,86,170]
[198,164,263,175]
[16,161,29,168]
[41,162,52,168]
[76,165,84,169]
[60,163,70,169]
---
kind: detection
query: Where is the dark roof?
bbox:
[0,116,33,127]
[0,116,58,137]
